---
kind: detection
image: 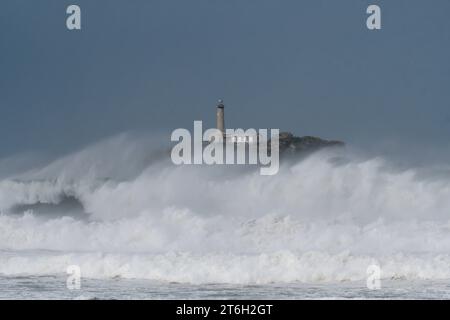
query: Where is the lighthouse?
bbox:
[215,99,258,144]
[216,99,225,135]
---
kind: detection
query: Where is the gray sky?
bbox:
[1,0,449,157]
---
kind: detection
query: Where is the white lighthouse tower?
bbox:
[216,99,258,144]
[216,99,225,135]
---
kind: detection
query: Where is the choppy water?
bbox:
[1,134,450,299]
[1,275,450,299]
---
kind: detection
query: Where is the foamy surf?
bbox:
[0,134,449,286]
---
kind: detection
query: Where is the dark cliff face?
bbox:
[269,132,345,155]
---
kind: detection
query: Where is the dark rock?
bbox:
[269,131,344,155]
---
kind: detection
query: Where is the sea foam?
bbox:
[1,133,449,284]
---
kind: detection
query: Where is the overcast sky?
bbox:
[1,0,449,158]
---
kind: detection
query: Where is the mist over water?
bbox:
[0,132,450,285]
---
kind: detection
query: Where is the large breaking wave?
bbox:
[0,133,450,284]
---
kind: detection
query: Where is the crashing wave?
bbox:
[0,133,450,284]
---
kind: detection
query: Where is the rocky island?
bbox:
[272,132,345,155]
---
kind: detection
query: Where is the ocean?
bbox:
[1,133,450,299]
[1,275,450,299]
